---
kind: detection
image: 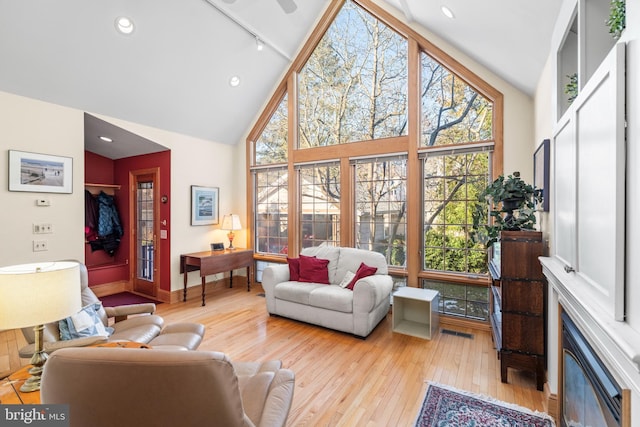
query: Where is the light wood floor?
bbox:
[1,283,550,426]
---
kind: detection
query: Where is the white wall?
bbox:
[0,92,85,266]
[0,91,246,293]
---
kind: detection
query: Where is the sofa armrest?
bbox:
[261,264,290,314]
[353,274,393,313]
[19,336,108,358]
[105,303,156,323]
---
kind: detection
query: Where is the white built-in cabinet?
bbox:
[552,0,626,321]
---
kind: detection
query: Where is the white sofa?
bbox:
[261,246,393,338]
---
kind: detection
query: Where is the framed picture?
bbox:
[8,150,73,194]
[533,139,550,212]
[191,185,219,225]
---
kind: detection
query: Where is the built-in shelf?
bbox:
[85,182,121,196]
[554,0,618,122]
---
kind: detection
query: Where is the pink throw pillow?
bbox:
[347,262,378,290]
[298,254,330,284]
[287,257,300,281]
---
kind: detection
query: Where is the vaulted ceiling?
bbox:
[0,0,562,158]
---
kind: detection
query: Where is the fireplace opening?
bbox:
[562,312,622,427]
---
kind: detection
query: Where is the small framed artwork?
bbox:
[210,242,224,251]
[8,150,73,194]
[191,185,219,226]
[533,139,550,212]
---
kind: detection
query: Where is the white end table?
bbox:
[392,287,439,339]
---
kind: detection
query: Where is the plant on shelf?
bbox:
[471,171,543,247]
[606,0,625,39]
[565,73,578,105]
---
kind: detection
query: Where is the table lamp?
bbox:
[0,261,81,392]
[221,214,242,249]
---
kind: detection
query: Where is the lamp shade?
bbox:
[221,214,242,231]
[0,261,82,330]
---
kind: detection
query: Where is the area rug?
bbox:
[99,292,162,307]
[415,382,555,427]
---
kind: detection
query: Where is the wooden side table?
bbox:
[180,248,253,306]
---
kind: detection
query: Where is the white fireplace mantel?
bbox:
[541,256,640,396]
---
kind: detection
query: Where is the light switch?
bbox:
[160,230,167,239]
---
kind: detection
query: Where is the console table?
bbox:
[180,249,253,306]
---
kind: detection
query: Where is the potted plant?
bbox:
[471,171,543,247]
[606,0,625,40]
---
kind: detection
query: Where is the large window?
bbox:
[423,150,490,274]
[298,0,407,147]
[255,167,289,254]
[421,52,493,146]
[298,163,341,248]
[248,0,502,322]
[354,156,407,266]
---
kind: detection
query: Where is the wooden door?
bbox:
[131,169,160,296]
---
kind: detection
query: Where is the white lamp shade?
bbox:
[222,214,242,231]
[0,261,82,329]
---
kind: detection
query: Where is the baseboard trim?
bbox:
[544,384,558,423]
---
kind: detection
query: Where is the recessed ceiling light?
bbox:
[229,76,241,87]
[99,136,113,142]
[115,16,135,35]
[441,6,455,19]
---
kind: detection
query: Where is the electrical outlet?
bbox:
[33,223,53,234]
[33,240,48,251]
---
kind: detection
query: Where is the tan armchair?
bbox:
[20,262,203,356]
[41,347,295,427]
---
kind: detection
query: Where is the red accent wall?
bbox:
[84,150,171,292]
[115,151,171,292]
[84,152,128,284]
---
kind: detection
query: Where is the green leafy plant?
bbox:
[606,0,626,39]
[471,172,543,247]
[565,73,578,105]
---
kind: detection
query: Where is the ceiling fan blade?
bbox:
[277,0,297,14]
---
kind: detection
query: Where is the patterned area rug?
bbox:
[415,382,555,427]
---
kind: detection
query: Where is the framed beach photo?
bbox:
[191,185,219,226]
[8,150,73,193]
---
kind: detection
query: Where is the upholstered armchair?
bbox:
[20,262,203,357]
[41,347,295,427]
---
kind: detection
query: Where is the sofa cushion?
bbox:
[298,255,330,284]
[274,282,325,305]
[338,271,356,288]
[300,245,341,284]
[308,285,353,313]
[347,262,378,290]
[59,302,114,340]
[286,257,300,281]
[334,247,388,285]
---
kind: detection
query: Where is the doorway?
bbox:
[131,168,160,297]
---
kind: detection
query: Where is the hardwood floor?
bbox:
[1,283,550,426]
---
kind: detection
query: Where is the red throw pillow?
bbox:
[298,254,330,284]
[287,257,300,281]
[347,262,378,290]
